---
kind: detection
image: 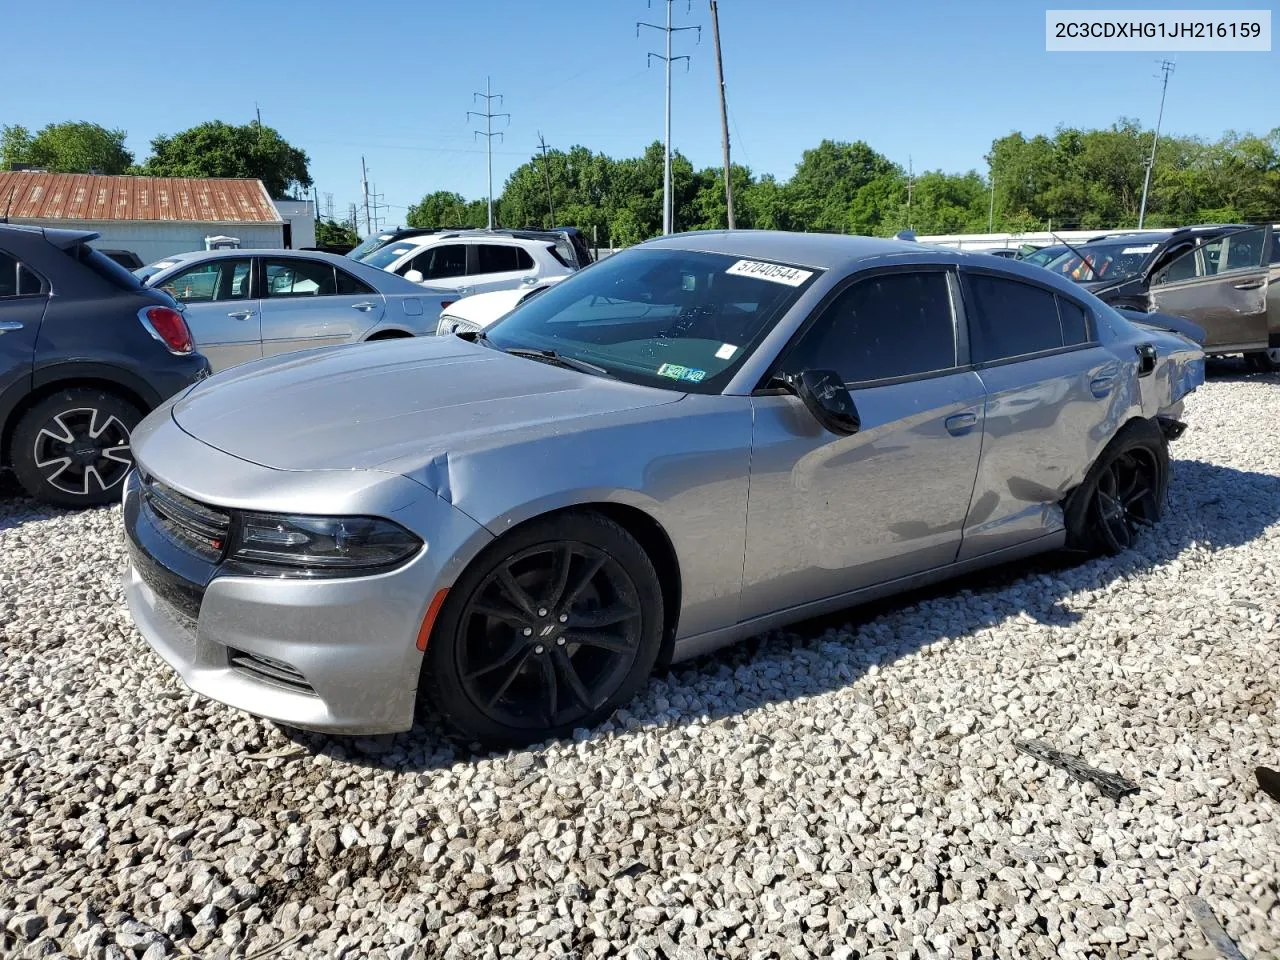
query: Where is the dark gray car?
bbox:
[0,224,210,508]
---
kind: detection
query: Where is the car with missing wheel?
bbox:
[0,224,209,508]
[122,231,1204,746]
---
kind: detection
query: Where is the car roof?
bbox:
[642,230,927,271]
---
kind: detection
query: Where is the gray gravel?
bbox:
[2,371,1279,959]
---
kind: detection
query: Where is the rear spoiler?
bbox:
[1116,307,1206,346]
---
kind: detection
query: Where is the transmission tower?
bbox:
[468,77,510,230]
[638,1,700,235]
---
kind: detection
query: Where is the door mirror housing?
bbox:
[786,369,860,436]
[404,269,425,284]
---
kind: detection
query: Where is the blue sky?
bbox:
[1,1,1272,229]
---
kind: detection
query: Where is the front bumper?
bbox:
[121,454,490,734]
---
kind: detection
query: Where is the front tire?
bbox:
[420,512,664,747]
[1246,349,1280,372]
[1064,418,1169,556]
[10,388,142,509]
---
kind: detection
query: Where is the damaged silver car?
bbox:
[121,231,1205,746]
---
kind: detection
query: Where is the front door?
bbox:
[258,257,386,359]
[742,268,985,620]
[155,257,259,372]
[0,251,46,404]
[1149,226,1271,352]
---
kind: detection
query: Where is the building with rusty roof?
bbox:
[0,171,313,264]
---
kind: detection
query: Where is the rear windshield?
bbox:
[361,242,421,270]
[135,259,181,284]
[70,243,143,290]
[347,234,396,262]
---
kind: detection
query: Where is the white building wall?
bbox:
[272,200,316,250]
[11,218,284,264]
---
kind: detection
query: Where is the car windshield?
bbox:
[360,242,421,270]
[483,248,820,394]
[1044,239,1162,282]
[1021,246,1066,267]
[346,234,398,261]
[134,259,182,284]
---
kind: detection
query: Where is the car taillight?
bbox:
[441,300,455,310]
[138,306,194,355]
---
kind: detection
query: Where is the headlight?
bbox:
[436,315,480,336]
[229,513,422,575]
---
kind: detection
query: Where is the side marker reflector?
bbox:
[416,589,449,652]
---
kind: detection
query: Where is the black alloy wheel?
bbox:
[1089,447,1161,553]
[422,512,664,747]
[11,388,143,509]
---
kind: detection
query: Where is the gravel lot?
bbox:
[2,370,1278,960]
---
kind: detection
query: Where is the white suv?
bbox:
[356,231,574,297]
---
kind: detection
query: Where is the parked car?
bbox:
[0,225,209,508]
[435,277,565,336]
[984,248,1021,259]
[350,227,594,272]
[1021,244,1070,268]
[355,231,579,296]
[122,231,1203,746]
[1042,225,1277,367]
[134,249,455,373]
[98,248,144,270]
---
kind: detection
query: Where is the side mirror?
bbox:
[786,369,860,435]
[404,269,425,283]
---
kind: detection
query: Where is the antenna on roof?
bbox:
[0,182,17,223]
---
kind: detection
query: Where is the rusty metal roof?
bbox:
[0,172,283,224]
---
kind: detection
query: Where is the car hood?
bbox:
[170,337,682,473]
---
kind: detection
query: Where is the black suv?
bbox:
[0,225,210,508]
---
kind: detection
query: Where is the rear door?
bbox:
[1149,226,1271,352]
[957,269,1122,561]
[258,256,386,358]
[153,257,259,372]
[0,250,47,408]
[742,268,986,619]
[468,242,538,293]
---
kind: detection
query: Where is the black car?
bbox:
[99,248,144,270]
[1041,224,1278,365]
[0,225,210,508]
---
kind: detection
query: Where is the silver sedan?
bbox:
[135,249,455,372]
[122,231,1205,746]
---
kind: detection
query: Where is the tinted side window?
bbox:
[18,265,42,295]
[336,269,375,295]
[1056,296,1090,346]
[785,272,956,383]
[965,274,1063,363]
[426,245,466,280]
[1220,227,1266,272]
[0,252,19,298]
[476,244,521,274]
[264,259,336,298]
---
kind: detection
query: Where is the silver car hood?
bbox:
[170,337,682,473]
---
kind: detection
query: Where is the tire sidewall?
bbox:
[421,511,665,747]
[10,388,143,509]
[1064,418,1169,555]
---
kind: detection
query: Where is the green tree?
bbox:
[143,121,311,198]
[787,140,900,232]
[406,190,470,228]
[2,121,132,174]
[315,219,359,249]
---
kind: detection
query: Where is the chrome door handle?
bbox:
[944,412,978,436]
[521,276,538,285]
[351,301,376,311]
[227,310,255,320]
[0,321,24,334]
[456,287,472,296]
[1233,280,1264,290]
[1090,375,1115,397]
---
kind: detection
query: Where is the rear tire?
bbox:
[420,511,664,747]
[1246,349,1280,372]
[10,388,143,509]
[1064,418,1169,556]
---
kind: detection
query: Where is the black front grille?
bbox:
[227,648,316,695]
[141,476,231,562]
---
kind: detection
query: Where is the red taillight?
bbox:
[441,300,455,310]
[139,306,194,355]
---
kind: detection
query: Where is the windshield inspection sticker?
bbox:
[725,259,813,287]
[1121,244,1158,254]
[657,363,707,383]
[715,343,738,360]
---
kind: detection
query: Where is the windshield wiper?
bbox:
[502,347,613,378]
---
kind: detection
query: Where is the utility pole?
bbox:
[906,155,914,231]
[986,157,996,232]
[1137,59,1175,229]
[468,77,509,230]
[537,133,556,227]
[361,156,371,235]
[638,1,700,235]
[709,0,734,229]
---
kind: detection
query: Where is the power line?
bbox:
[468,77,510,230]
[1138,59,1175,229]
[638,1,700,235]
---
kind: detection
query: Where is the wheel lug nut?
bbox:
[556,637,566,646]
[534,645,545,654]
[537,607,548,617]
[558,613,568,623]
[522,627,533,637]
